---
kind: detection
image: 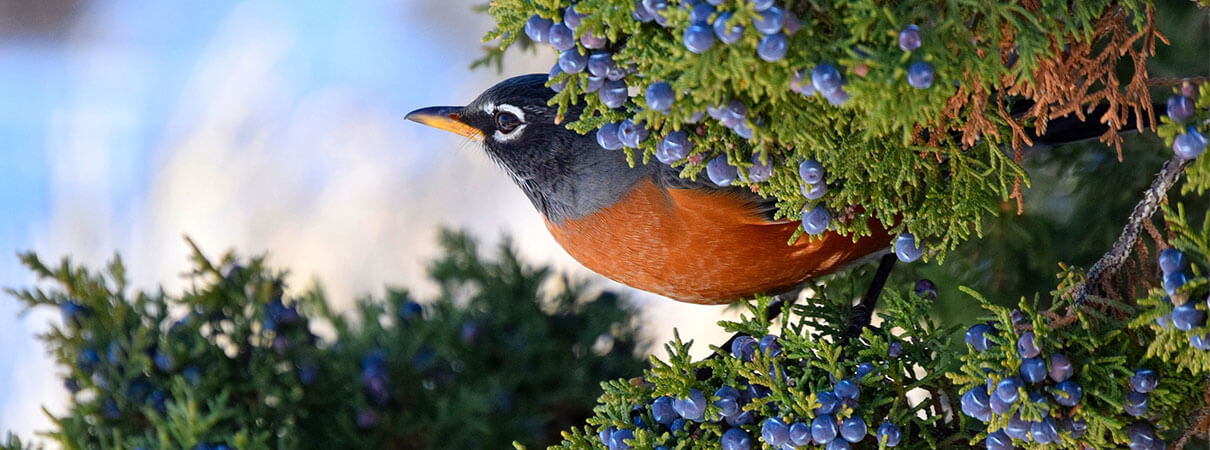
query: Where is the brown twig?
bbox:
[1073,157,1194,305]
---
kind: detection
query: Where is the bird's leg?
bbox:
[842,253,898,341]
[706,288,801,361]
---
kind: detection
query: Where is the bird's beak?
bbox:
[405,106,484,142]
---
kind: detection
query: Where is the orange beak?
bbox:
[405,106,484,142]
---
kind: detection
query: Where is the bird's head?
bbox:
[406,74,650,222]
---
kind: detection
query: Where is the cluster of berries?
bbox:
[1117,369,1165,450]
[1152,248,1210,350]
[960,323,1087,448]
[527,2,941,188]
[1166,89,1207,160]
[598,334,904,449]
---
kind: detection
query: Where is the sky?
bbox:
[0,0,739,441]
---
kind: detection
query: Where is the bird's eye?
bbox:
[495,111,521,133]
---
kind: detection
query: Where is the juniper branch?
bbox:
[1074,156,1195,305]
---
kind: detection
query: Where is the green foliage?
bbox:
[2,230,645,449]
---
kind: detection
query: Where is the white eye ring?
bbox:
[490,104,527,142]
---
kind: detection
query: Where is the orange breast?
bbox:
[544,179,890,305]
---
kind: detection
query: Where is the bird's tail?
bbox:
[1022,102,1166,149]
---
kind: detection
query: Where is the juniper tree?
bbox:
[4,0,1210,449]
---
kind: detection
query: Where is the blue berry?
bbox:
[525,15,553,43]
[985,430,1011,450]
[1158,248,1185,274]
[1168,94,1194,122]
[581,31,607,49]
[632,0,655,22]
[1017,331,1040,358]
[646,82,676,112]
[684,24,716,53]
[733,121,754,140]
[559,49,588,74]
[1053,380,1083,407]
[960,387,992,422]
[1173,126,1208,160]
[1124,390,1149,417]
[643,0,670,26]
[907,61,935,89]
[876,422,901,447]
[1126,422,1163,450]
[790,69,815,96]
[995,377,1023,403]
[839,416,867,443]
[652,396,678,424]
[60,301,90,327]
[1171,302,1205,331]
[826,439,851,450]
[748,155,773,182]
[801,206,831,236]
[657,131,693,163]
[798,159,825,184]
[762,417,791,446]
[835,379,859,400]
[618,120,649,148]
[182,366,201,385]
[610,428,635,450]
[824,87,850,106]
[549,23,575,51]
[1019,357,1047,384]
[758,335,782,357]
[757,33,788,62]
[811,414,838,444]
[814,391,839,415]
[783,10,801,35]
[588,53,616,78]
[1005,413,1031,440]
[752,0,775,11]
[1048,354,1073,382]
[894,233,923,262]
[690,3,716,25]
[1164,271,1187,296]
[789,422,812,446]
[715,386,742,417]
[1030,417,1059,444]
[811,63,844,94]
[1063,418,1088,439]
[753,7,785,34]
[726,409,756,426]
[154,351,175,371]
[78,348,101,372]
[713,12,745,44]
[856,362,877,380]
[600,80,628,108]
[964,324,994,352]
[64,377,80,393]
[548,63,566,93]
[1192,333,1210,350]
[914,279,938,299]
[671,418,688,433]
[1130,369,1158,393]
[731,335,758,360]
[898,24,922,51]
[597,122,623,150]
[584,75,604,93]
[722,99,747,125]
[673,388,708,421]
[563,6,584,30]
[298,363,319,385]
[102,398,120,420]
[888,341,904,358]
[707,155,739,186]
[722,428,752,450]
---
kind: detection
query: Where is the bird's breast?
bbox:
[544,179,889,304]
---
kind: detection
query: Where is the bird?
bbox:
[406,73,891,305]
[406,74,1146,306]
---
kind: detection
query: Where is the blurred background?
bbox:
[0,0,742,440]
[0,0,1205,444]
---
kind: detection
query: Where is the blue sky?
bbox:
[0,0,736,440]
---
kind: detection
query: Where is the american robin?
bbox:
[406,74,1138,306]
